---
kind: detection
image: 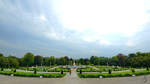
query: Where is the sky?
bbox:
[0,0,150,58]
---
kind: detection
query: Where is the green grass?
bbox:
[77,67,99,72]
[78,70,150,78]
[0,71,66,78]
[19,67,52,72]
[48,67,70,72]
[97,66,129,72]
[19,67,70,72]
[77,66,130,72]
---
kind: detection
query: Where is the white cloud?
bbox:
[126,41,135,47]
[52,0,149,40]
[83,37,94,42]
[40,15,47,21]
[99,39,111,46]
[44,31,66,40]
[90,50,98,55]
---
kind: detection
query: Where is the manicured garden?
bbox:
[19,67,70,72]
[47,67,70,72]
[78,70,150,78]
[76,67,99,72]
[0,70,66,78]
[76,66,130,72]
[97,66,129,72]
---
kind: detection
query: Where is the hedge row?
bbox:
[78,70,150,78]
[19,67,70,72]
[77,67,99,72]
[0,71,66,78]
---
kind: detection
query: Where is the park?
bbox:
[0,0,150,84]
[0,52,150,84]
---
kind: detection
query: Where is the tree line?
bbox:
[0,52,150,68]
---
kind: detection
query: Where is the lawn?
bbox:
[0,71,66,78]
[78,70,150,78]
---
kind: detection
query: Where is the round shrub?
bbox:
[146,67,149,71]
[108,69,112,74]
[1,68,4,71]
[131,68,135,73]
[61,70,63,74]
[80,69,82,74]
[14,69,16,73]
[34,68,37,74]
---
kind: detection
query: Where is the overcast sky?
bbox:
[0,0,150,58]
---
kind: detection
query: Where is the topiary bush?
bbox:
[34,68,37,74]
[14,69,16,73]
[146,67,149,71]
[131,68,135,73]
[80,69,82,74]
[108,69,112,74]
[1,68,4,71]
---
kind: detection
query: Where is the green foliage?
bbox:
[131,68,135,73]
[14,69,16,73]
[0,53,3,57]
[0,51,150,68]
[80,69,82,74]
[34,68,37,74]
[0,71,66,78]
[48,67,70,72]
[78,70,150,78]
[146,67,149,71]
[61,70,63,74]
[23,52,34,66]
[77,67,99,72]
[97,66,129,72]
[108,69,112,74]
[1,68,4,71]
[8,58,19,68]
[34,55,43,66]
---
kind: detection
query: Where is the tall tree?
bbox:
[23,52,34,67]
[34,55,43,66]
[49,56,56,66]
[0,53,3,57]
[8,58,19,68]
[117,53,126,67]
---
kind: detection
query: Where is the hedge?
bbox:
[78,70,150,78]
[0,71,66,78]
[76,67,99,72]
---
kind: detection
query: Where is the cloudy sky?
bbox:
[0,0,150,58]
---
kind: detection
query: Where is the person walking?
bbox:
[69,69,72,75]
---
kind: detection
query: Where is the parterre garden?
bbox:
[77,66,150,78]
[0,66,69,78]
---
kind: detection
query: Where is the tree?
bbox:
[34,55,43,66]
[8,58,19,68]
[0,57,5,67]
[0,53,3,57]
[84,58,90,65]
[117,53,126,67]
[0,57,9,68]
[49,56,56,65]
[23,52,34,67]
[128,53,136,58]
[110,56,118,66]
[79,58,84,65]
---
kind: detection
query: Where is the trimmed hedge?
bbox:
[78,70,150,78]
[0,71,66,78]
[19,67,70,72]
[48,68,70,72]
[77,67,99,72]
